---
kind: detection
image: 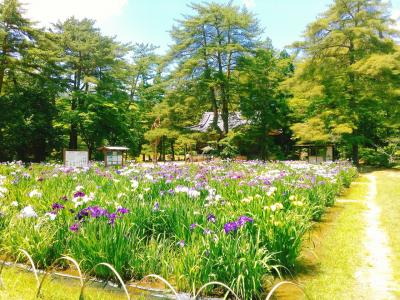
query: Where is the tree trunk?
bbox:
[216,54,229,134]
[69,54,82,150]
[215,26,229,135]
[221,96,229,134]
[171,140,175,161]
[161,137,166,161]
[352,143,359,166]
[0,33,9,94]
[201,26,221,134]
[69,98,78,149]
[33,139,46,162]
[261,124,268,161]
[210,87,221,133]
[88,146,93,161]
[69,124,78,150]
[0,64,6,95]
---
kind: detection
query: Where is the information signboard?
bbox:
[64,150,89,168]
[106,151,122,166]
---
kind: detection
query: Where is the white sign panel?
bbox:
[64,150,89,167]
[106,151,122,166]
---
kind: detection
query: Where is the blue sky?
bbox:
[24,0,400,53]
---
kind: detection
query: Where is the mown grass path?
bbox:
[373,170,400,298]
[276,170,399,300]
[354,174,396,299]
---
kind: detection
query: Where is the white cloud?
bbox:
[242,0,255,9]
[22,0,128,26]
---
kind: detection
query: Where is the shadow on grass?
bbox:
[357,165,400,174]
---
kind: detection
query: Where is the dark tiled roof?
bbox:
[187,112,247,132]
[98,146,129,151]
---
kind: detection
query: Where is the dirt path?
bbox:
[354,174,396,299]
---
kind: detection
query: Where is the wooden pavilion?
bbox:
[98,146,129,167]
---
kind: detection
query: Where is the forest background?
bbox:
[0,0,399,166]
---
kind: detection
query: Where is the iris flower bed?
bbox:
[0,160,356,298]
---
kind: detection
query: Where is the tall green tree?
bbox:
[0,0,65,161]
[167,2,261,134]
[125,43,161,109]
[238,48,293,159]
[0,0,33,94]
[286,0,399,164]
[54,18,132,150]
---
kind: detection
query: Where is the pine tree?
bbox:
[166,2,261,134]
[0,0,33,93]
[287,0,399,164]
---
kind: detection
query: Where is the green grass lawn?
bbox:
[0,265,169,300]
[301,201,366,299]
[299,176,368,300]
[0,266,131,300]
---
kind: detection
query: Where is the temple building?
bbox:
[187,112,247,132]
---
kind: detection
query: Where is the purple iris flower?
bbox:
[77,208,89,220]
[107,213,117,225]
[52,203,65,211]
[236,215,254,226]
[88,206,108,218]
[153,202,159,211]
[117,207,129,215]
[190,223,197,231]
[207,214,216,223]
[177,240,185,247]
[224,222,238,234]
[73,191,85,198]
[224,215,254,234]
[69,223,79,232]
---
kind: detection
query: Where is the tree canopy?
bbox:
[0,0,399,165]
[286,0,399,164]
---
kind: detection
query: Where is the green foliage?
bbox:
[359,147,391,167]
[237,48,293,159]
[218,133,240,158]
[1,0,399,163]
[286,0,400,164]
